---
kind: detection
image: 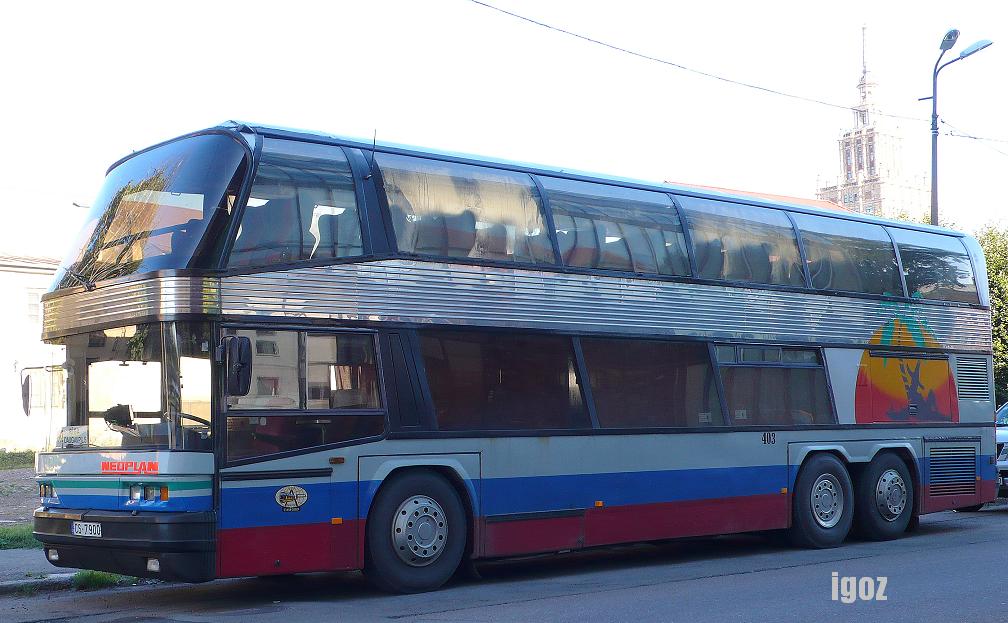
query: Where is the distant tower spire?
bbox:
[861,24,867,83]
[854,24,874,127]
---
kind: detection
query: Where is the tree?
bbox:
[977,226,1008,406]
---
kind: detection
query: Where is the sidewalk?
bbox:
[0,548,77,595]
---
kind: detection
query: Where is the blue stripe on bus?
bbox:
[219,481,358,530]
[480,465,789,516]
[221,465,790,529]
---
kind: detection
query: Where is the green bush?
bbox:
[0,523,36,549]
[0,450,34,470]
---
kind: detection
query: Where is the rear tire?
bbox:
[364,471,466,593]
[790,453,853,548]
[853,453,914,540]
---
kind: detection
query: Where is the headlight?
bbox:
[144,485,158,501]
[129,484,142,501]
[999,445,1008,462]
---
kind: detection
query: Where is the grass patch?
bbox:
[0,450,34,470]
[0,523,36,549]
[16,584,38,597]
[72,570,130,591]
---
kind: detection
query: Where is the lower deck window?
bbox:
[420,330,590,431]
[581,338,722,427]
[226,329,385,461]
[717,345,834,426]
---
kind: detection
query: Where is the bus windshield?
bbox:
[53,322,213,451]
[54,133,247,289]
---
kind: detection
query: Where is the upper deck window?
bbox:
[540,177,690,276]
[890,229,979,304]
[790,213,902,296]
[55,133,247,289]
[376,154,555,264]
[678,196,805,287]
[228,139,362,269]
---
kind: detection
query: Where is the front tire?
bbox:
[853,453,914,540]
[365,471,466,593]
[790,453,853,548]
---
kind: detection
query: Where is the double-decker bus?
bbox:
[31,123,995,593]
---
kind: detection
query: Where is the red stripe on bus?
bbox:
[483,493,787,558]
[217,521,360,578]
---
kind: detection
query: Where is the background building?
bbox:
[0,255,65,452]
[817,31,929,219]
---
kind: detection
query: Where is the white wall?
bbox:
[0,264,65,452]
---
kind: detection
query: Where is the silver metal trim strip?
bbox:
[41,260,991,352]
[43,277,221,339]
[220,260,989,351]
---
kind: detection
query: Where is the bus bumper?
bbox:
[33,508,216,582]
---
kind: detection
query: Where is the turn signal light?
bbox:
[160,486,169,501]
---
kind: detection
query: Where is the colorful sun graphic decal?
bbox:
[854,304,958,424]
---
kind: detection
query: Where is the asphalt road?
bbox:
[5,505,1008,623]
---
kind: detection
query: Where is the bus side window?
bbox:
[678,196,804,287]
[228,139,362,269]
[580,337,723,428]
[539,176,689,277]
[225,330,386,462]
[889,228,979,304]
[791,212,901,297]
[376,153,555,266]
[716,346,834,426]
[418,330,590,431]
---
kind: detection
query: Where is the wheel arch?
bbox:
[359,455,481,560]
[789,442,921,517]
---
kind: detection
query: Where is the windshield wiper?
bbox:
[61,266,96,292]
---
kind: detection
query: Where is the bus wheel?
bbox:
[790,453,853,548]
[365,471,466,593]
[853,453,914,540]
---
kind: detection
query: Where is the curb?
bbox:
[0,573,76,596]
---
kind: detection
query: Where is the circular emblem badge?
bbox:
[275,485,308,512]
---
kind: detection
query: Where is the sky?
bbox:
[1,0,1005,262]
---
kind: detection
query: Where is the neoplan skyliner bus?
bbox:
[29,123,995,593]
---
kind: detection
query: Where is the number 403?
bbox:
[761,432,776,445]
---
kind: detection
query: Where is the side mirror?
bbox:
[21,375,31,417]
[221,335,252,397]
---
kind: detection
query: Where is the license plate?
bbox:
[71,521,101,538]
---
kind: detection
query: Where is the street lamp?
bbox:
[922,29,993,226]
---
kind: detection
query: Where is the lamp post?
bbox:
[923,30,993,226]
